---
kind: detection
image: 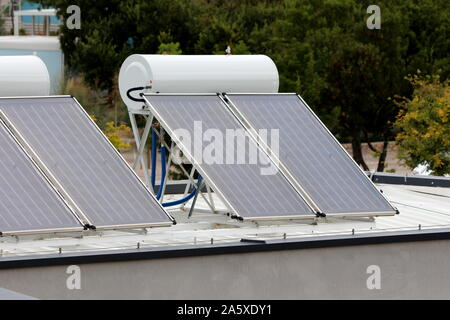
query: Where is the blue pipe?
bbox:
[156,146,166,200]
[151,128,157,189]
[162,175,203,207]
[152,129,203,207]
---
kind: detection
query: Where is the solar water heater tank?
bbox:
[119,54,279,111]
[0,56,50,97]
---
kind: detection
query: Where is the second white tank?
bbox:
[0,55,50,97]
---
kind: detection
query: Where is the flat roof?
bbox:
[0,181,449,264]
[0,36,60,51]
[13,9,57,17]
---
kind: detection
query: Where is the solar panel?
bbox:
[225,94,396,216]
[0,97,174,229]
[0,119,83,235]
[143,94,316,220]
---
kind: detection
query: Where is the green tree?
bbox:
[325,42,393,171]
[395,75,450,175]
[0,2,6,35]
[36,0,450,173]
[254,0,449,171]
[157,42,182,55]
[38,0,199,107]
[0,14,4,36]
[404,0,450,80]
[156,32,182,54]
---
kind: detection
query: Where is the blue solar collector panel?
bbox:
[0,97,174,229]
[225,93,396,216]
[143,94,316,220]
[0,119,83,235]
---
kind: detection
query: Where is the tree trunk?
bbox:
[107,73,120,111]
[351,136,370,171]
[376,139,389,172]
[107,87,116,110]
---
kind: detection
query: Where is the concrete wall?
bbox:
[1,239,450,299]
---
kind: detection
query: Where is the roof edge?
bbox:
[2,227,450,270]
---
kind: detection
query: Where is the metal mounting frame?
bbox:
[152,126,219,213]
[140,93,241,219]
[128,104,221,217]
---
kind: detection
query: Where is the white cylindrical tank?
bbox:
[0,56,50,97]
[119,54,279,111]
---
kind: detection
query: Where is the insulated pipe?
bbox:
[162,176,203,208]
[126,86,151,103]
[126,86,146,103]
[156,146,166,200]
[151,131,204,207]
[154,139,204,207]
[151,128,157,189]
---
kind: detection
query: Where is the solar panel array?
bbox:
[225,94,396,216]
[0,120,82,235]
[0,97,174,232]
[143,94,316,220]
[0,91,395,235]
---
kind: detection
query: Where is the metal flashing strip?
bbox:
[1,226,449,270]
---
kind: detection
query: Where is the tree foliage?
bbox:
[395,75,450,175]
[36,0,450,172]
[103,121,132,150]
[157,32,183,54]
[0,6,5,35]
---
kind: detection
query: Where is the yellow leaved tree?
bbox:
[395,75,450,175]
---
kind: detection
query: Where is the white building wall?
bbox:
[1,239,450,299]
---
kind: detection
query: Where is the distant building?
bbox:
[0,1,63,94]
[0,0,60,35]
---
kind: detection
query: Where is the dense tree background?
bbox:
[0,6,4,35]
[37,0,450,171]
